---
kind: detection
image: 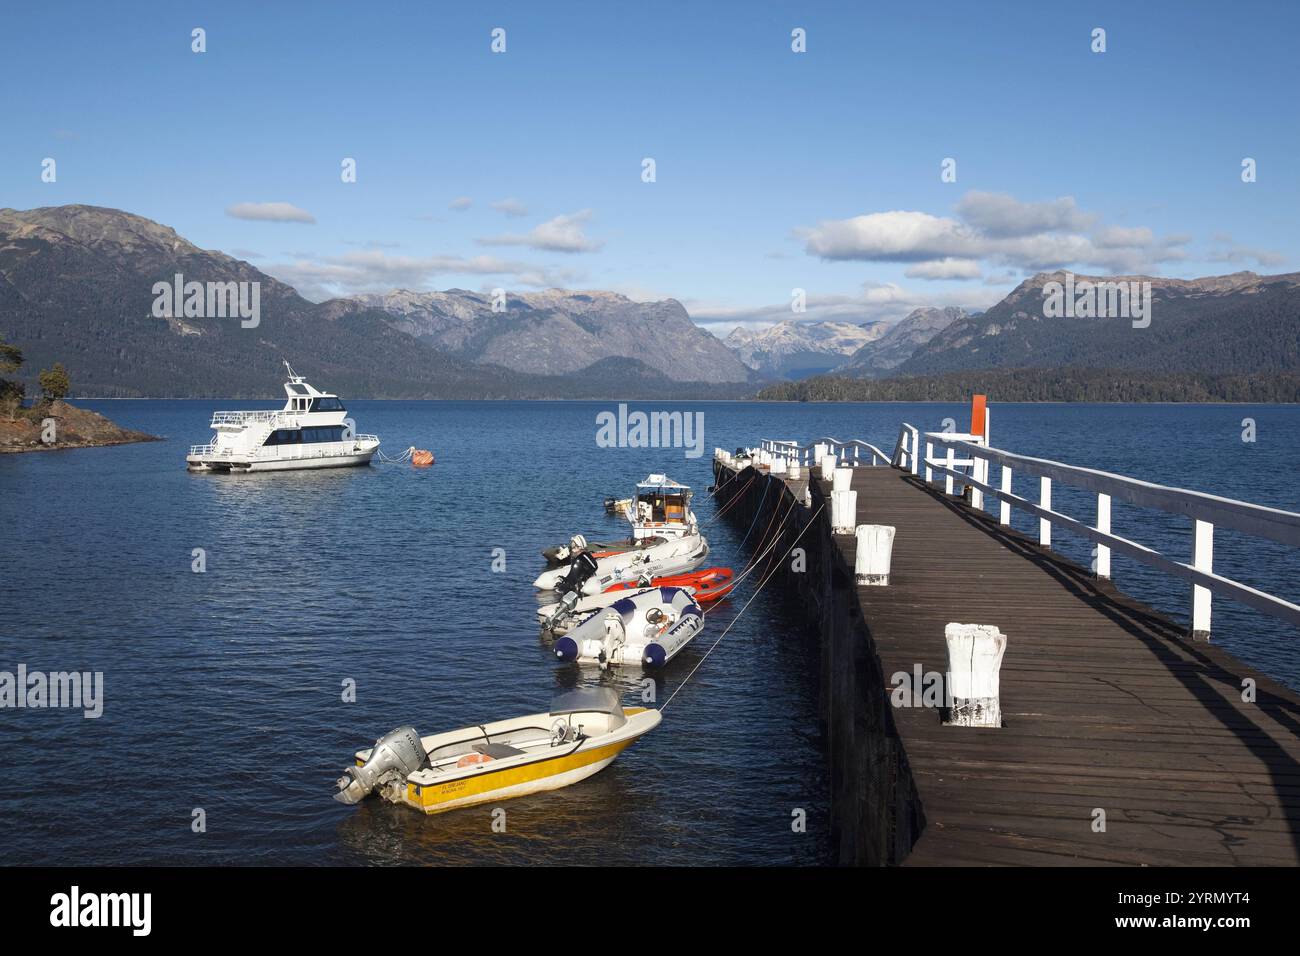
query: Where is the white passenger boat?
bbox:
[553,586,703,669]
[534,475,709,592]
[186,362,380,472]
[333,688,660,815]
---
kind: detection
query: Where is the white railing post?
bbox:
[1191,519,1214,640]
[1095,494,1111,579]
[924,441,933,484]
[910,426,920,475]
[971,455,984,511]
[1039,476,1052,547]
[945,446,956,496]
[999,465,1012,525]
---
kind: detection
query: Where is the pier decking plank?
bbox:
[718,460,1300,866]
[844,468,1300,866]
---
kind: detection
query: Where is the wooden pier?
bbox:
[712,436,1300,866]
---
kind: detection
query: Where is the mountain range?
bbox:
[0,205,748,398]
[892,271,1300,377]
[1,204,1296,400]
[837,307,969,377]
[325,288,749,382]
[724,320,887,378]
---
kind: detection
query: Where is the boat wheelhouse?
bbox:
[629,474,696,541]
[186,362,380,472]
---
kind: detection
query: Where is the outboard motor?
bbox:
[553,549,599,597]
[333,726,426,805]
[603,497,618,513]
[542,587,582,632]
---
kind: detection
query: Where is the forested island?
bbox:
[0,334,158,452]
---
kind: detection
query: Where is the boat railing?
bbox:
[892,421,1300,637]
[189,443,217,456]
[757,436,892,467]
[210,410,298,427]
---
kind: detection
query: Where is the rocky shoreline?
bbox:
[0,400,160,453]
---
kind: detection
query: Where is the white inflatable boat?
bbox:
[538,584,664,635]
[553,586,703,669]
[533,533,709,595]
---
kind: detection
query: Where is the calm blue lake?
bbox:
[1,400,1296,865]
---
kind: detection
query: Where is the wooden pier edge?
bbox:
[711,458,1300,867]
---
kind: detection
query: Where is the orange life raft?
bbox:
[411,449,435,467]
[605,567,735,603]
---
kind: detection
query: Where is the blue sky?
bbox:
[3,0,1296,332]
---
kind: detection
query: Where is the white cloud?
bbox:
[691,279,999,335]
[262,249,583,301]
[799,191,1188,277]
[905,258,983,280]
[226,202,316,224]
[448,197,473,211]
[478,209,603,253]
[1206,235,1286,268]
[954,191,1094,238]
[490,198,529,217]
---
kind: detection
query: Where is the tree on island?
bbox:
[39,362,71,404]
[0,333,25,419]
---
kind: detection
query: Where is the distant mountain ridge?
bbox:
[326,288,751,383]
[0,205,748,398]
[896,270,1300,377]
[724,319,887,378]
[836,307,968,377]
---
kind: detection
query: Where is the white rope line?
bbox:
[703,499,796,615]
[660,502,825,714]
[377,445,416,463]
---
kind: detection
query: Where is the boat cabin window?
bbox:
[310,397,345,412]
[636,492,689,523]
[264,426,347,446]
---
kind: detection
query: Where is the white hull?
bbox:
[187,447,377,472]
[538,585,659,634]
[533,533,709,594]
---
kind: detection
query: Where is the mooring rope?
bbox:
[735,479,770,550]
[701,474,755,526]
[376,446,416,463]
[703,504,794,616]
[659,502,825,714]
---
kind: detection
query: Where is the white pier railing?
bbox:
[893,422,1300,638]
[758,436,892,467]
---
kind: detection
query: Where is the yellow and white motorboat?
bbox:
[333,687,661,815]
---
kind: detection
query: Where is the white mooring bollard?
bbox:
[813,442,828,463]
[819,454,836,478]
[943,623,1007,728]
[789,461,801,479]
[771,456,787,475]
[854,525,896,585]
[831,489,857,534]
[832,466,852,493]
